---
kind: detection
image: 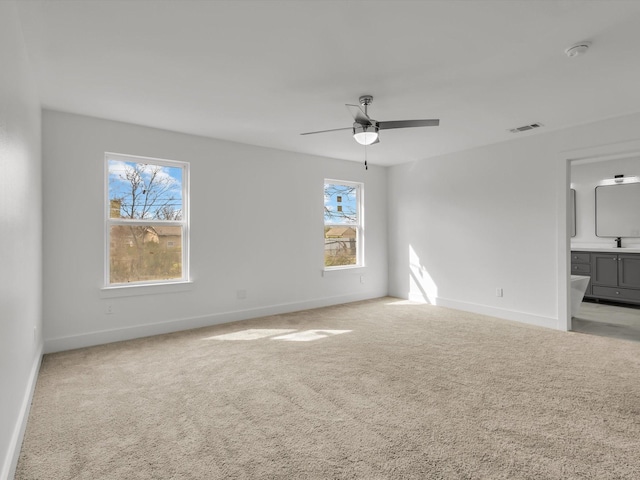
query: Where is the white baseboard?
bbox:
[407,293,557,330]
[435,297,558,330]
[44,291,386,353]
[2,346,42,480]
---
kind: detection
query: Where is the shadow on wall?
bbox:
[409,245,438,304]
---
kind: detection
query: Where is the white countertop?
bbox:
[571,244,640,253]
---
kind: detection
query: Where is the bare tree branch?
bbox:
[111,163,182,220]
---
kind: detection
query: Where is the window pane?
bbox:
[109,225,182,283]
[324,226,357,267]
[324,183,357,225]
[108,160,183,220]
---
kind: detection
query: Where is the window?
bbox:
[106,153,189,286]
[324,180,363,268]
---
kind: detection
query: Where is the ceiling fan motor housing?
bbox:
[359,95,374,106]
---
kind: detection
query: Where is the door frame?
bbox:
[558,139,640,331]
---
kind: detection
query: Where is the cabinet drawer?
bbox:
[591,286,640,303]
[571,252,590,264]
[571,263,591,274]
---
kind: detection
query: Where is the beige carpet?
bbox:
[16,298,640,479]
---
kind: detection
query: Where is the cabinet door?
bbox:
[618,254,640,289]
[592,254,619,286]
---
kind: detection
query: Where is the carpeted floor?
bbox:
[15,298,640,479]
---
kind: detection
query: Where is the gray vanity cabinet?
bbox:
[619,255,640,289]
[570,252,591,274]
[589,252,640,304]
[591,254,618,286]
[570,252,592,296]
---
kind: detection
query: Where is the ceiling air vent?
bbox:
[508,123,543,134]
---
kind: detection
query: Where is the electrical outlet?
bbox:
[496,288,503,297]
[106,304,114,315]
[237,289,247,300]
[360,275,365,284]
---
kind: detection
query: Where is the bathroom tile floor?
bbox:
[572,300,640,342]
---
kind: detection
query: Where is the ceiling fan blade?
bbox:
[300,127,352,136]
[346,104,373,125]
[377,119,440,130]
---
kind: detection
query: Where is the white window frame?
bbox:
[324,179,364,270]
[104,152,190,288]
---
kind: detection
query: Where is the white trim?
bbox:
[107,219,184,227]
[2,347,42,480]
[44,291,386,354]
[105,151,189,169]
[324,179,365,269]
[558,153,571,332]
[100,280,194,298]
[433,297,557,330]
[104,152,190,287]
[321,266,366,275]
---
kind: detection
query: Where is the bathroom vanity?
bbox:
[571,248,640,305]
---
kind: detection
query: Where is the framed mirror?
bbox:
[595,182,640,237]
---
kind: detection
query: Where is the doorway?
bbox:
[569,154,640,342]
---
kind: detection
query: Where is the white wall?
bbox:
[0,2,43,479]
[571,156,640,247]
[42,110,387,352]
[388,112,640,330]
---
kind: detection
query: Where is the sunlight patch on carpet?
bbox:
[271,330,352,342]
[204,329,352,342]
[204,329,296,341]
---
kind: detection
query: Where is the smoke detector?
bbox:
[565,41,591,58]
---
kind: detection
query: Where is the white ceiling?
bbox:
[15,0,640,166]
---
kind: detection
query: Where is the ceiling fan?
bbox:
[301,95,440,146]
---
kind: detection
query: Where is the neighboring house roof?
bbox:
[141,226,182,244]
[325,226,356,238]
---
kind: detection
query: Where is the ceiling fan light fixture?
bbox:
[353,124,379,145]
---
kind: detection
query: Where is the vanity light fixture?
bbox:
[600,175,640,186]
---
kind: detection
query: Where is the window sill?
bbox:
[100,280,194,298]
[322,265,366,276]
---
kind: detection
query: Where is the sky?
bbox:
[324,183,357,225]
[108,159,183,220]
